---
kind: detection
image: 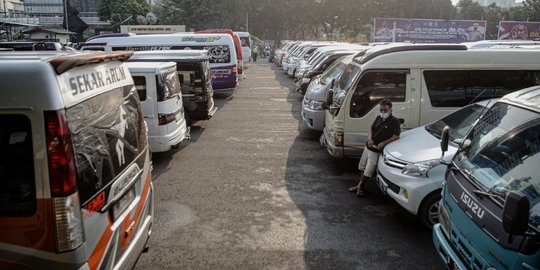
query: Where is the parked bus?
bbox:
[80,33,239,91]
[196,29,244,80]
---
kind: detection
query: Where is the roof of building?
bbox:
[22,27,76,35]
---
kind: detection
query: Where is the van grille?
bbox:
[450,227,488,270]
[383,154,407,170]
[377,170,400,194]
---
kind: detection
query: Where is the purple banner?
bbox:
[373,18,486,43]
[498,21,540,41]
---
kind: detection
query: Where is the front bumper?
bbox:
[302,107,325,131]
[433,224,467,270]
[377,156,445,214]
[321,127,343,158]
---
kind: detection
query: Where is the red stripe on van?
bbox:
[120,169,152,249]
[0,199,56,252]
[87,218,113,270]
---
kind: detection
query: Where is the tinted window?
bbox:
[157,69,181,101]
[350,71,407,118]
[67,85,147,205]
[240,37,251,47]
[133,76,147,101]
[171,45,231,63]
[424,70,540,107]
[0,115,35,215]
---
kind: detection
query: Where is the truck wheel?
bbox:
[418,191,442,229]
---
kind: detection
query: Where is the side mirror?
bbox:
[325,89,334,107]
[440,126,450,153]
[503,191,530,235]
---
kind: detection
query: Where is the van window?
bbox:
[240,37,250,47]
[67,85,147,205]
[133,76,147,101]
[157,69,181,101]
[350,71,407,118]
[0,114,35,215]
[171,45,231,64]
[424,70,540,107]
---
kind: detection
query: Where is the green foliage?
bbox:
[146,0,539,41]
[97,0,150,31]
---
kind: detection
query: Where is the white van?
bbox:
[321,44,540,158]
[126,62,190,152]
[81,33,239,91]
[0,51,153,269]
[234,31,251,64]
[128,50,217,125]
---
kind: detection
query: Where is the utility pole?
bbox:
[63,0,69,31]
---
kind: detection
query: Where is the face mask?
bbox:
[380,112,390,120]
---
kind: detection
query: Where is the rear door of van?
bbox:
[58,61,153,269]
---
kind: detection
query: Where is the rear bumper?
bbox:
[148,125,189,153]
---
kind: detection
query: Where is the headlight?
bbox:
[330,130,343,146]
[309,100,324,110]
[401,159,440,177]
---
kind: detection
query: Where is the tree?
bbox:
[522,0,540,21]
[456,0,484,19]
[97,0,149,32]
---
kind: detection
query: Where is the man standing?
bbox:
[252,45,258,62]
[349,99,400,197]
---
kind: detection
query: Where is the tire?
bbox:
[418,190,442,229]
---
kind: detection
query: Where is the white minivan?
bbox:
[376,99,496,228]
[126,61,190,153]
[321,44,540,159]
[0,51,153,269]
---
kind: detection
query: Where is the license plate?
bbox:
[377,176,388,195]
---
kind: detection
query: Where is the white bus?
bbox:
[81,33,239,91]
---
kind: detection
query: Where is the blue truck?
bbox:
[433,85,540,270]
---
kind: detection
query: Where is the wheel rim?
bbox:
[428,200,440,225]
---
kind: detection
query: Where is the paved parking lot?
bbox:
[135,61,443,269]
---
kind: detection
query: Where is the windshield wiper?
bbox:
[472,189,500,199]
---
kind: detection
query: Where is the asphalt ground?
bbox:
[135,60,443,269]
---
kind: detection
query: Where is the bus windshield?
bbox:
[453,102,540,228]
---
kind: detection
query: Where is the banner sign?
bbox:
[498,21,540,41]
[373,18,486,43]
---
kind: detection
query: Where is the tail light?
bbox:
[238,61,243,74]
[45,110,85,252]
[232,64,238,76]
[158,112,177,125]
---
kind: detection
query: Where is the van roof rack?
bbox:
[354,44,467,64]
[49,51,133,74]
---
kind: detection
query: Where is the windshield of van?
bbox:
[171,45,231,63]
[333,63,361,106]
[320,60,346,85]
[157,69,181,101]
[425,104,487,141]
[453,103,540,227]
[68,85,147,205]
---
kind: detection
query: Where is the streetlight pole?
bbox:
[63,0,69,31]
